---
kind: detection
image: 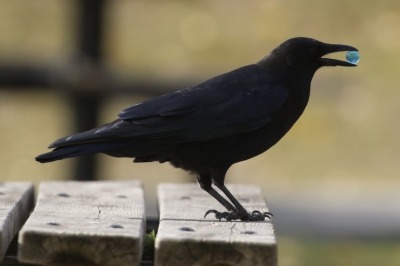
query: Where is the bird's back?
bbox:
[36,63,310,168]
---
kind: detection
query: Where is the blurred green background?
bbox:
[1,1,400,265]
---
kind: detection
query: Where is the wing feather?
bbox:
[51,64,288,147]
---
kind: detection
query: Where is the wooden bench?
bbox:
[0,181,276,266]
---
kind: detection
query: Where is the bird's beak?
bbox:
[319,43,359,67]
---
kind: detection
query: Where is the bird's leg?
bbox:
[214,182,273,222]
[197,175,239,220]
[202,187,239,221]
[198,173,272,221]
[197,175,236,211]
[214,183,248,219]
[204,187,237,212]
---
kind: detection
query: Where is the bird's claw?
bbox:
[248,210,273,221]
[204,209,273,221]
[204,209,232,221]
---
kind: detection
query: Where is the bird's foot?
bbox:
[204,209,273,221]
[204,209,233,221]
[247,210,273,221]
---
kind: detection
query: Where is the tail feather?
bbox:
[35,141,131,163]
[36,145,97,163]
[35,140,171,163]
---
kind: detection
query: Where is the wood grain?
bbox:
[155,183,277,266]
[18,180,145,266]
[0,182,34,261]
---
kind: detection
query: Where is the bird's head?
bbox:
[260,37,358,78]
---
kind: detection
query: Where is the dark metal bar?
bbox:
[0,64,53,88]
[0,0,192,181]
[0,63,189,95]
[72,0,105,180]
[78,0,104,59]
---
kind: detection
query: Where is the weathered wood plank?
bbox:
[18,180,145,266]
[0,182,34,261]
[155,183,277,266]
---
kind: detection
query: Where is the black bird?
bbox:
[36,37,358,221]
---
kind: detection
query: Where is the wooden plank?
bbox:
[155,183,277,266]
[18,180,145,266]
[0,182,34,261]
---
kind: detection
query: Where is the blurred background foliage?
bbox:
[0,1,399,265]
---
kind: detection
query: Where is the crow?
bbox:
[36,37,358,221]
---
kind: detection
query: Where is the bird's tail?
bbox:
[35,141,134,163]
[36,145,97,163]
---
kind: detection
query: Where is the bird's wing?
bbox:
[50,65,288,147]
